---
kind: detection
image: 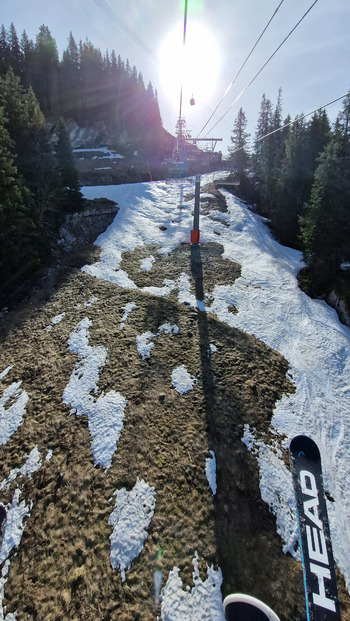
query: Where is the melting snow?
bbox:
[109,478,156,582]
[171,366,197,394]
[0,367,12,380]
[205,451,217,496]
[140,255,155,271]
[78,175,350,591]
[62,318,127,470]
[0,380,28,446]
[161,553,225,621]
[136,324,179,359]
[136,331,155,360]
[44,312,65,331]
[119,301,136,329]
[0,447,42,491]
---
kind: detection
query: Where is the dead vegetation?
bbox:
[0,188,349,621]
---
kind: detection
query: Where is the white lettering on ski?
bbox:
[300,470,336,613]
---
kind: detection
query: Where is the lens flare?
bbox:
[159,21,220,112]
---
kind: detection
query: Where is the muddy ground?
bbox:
[0,186,349,621]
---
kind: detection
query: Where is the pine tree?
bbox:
[228,107,250,177]
[9,23,22,76]
[33,25,60,118]
[0,106,38,298]
[0,25,10,74]
[300,94,350,291]
[255,93,275,216]
[272,115,308,246]
[20,30,35,87]
[61,32,80,119]
[55,117,84,212]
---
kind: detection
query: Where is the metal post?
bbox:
[191,174,200,244]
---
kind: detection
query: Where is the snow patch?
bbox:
[44,312,65,331]
[109,478,156,582]
[80,176,350,591]
[205,451,217,495]
[0,367,12,380]
[0,489,32,565]
[161,553,224,620]
[0,381,28,446]
[171,366,197,394]
[136,324,179,359]
[119,302,136,329]
[136,331,155,360]
[0,447,42,491]
[140,255,155,271]
[62,318,127,469]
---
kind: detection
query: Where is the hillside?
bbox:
[0,174,349,620]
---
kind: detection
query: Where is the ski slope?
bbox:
[81,173,350,595]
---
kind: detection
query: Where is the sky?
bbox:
[1,0,350,155]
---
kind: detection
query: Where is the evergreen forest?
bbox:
[229,90,350,308]
[0,21,349,317]
[0,23,168,304]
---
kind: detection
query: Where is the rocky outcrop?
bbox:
[326,290,350,327]
[59,198,118,251]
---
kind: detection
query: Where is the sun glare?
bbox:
[159,21,220,112]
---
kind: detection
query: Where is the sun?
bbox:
[158,21,220,113]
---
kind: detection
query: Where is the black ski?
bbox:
[289,435,341,620]
[0,504,6,546]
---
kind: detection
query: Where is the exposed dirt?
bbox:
[0,188,349,621]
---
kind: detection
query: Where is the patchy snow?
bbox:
[205,451,217,496]
[62,318,127,470]
[119,301,136,329]
[157,324,179,336]
[0,367,12,380]
[136,331,155,360]
[171,366,197,395]
[44,312,65,330]
[0,447,42,491]
[161,553,225,621]
[73,147,124,159]
[136,324,179,359]
[0,381,28,446]
[0,489,33,620]
[140,255,155,271]
[84,296,98,307]
[0,491,32,565]
[81,175,350,592]
[109,478,156,582]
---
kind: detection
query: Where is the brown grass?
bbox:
[0,190,349,621]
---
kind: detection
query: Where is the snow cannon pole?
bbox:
[191,174,200,244]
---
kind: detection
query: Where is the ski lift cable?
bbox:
[91,0,161,65]
[229,92,349,155]
[197,0,285,138]
[178,0,189,128]
[204,0,319,138]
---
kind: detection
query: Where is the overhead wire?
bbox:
[178,0,189,128]
[203,0,319,137]
[91,0,161,64]
[197,0,285,138]
[228,92,349,155]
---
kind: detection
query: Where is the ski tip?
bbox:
[223,593,280,621]
[0,503,6,543]
[289,435,320,463]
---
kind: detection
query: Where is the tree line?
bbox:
[0,22,167,304]
[229,90,350,298]
[0,23,165,156]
